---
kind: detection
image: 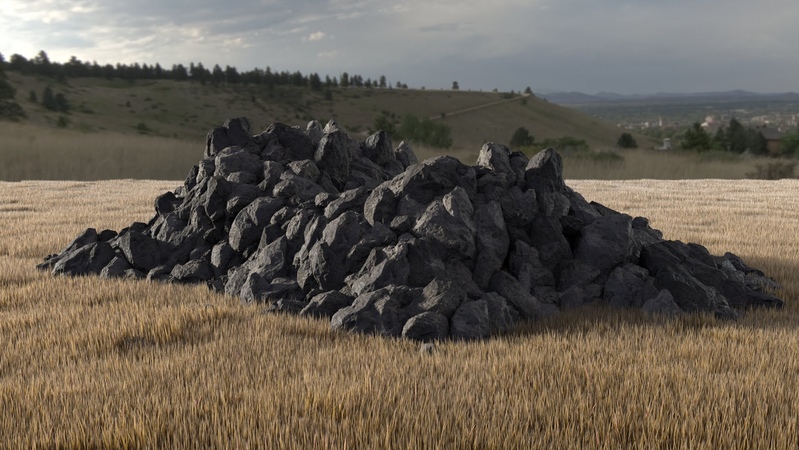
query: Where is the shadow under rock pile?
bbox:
[38,117,784,341]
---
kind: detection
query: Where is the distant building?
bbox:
[760,127,784,156]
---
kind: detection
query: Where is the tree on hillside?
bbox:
[211,64,224,86]
[42,86,56,110]
[372,113,397,137]
[524,86,533,95]
[726,118,748,153]
[616,132,638,148]
[681,122,711,151]
[379,75,387,88]
[780,131,799,157]
[510,127,534,148]
[451,81,459,90]
[0,60,25,120]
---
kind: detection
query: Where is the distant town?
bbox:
[541,90,799,140]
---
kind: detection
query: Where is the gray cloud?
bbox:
[1,0,798,93]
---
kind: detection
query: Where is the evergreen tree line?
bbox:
[681,119,769,155]
[0,53,25,120]
[0,50,409,90]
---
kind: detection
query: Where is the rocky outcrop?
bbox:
[38,117,785,340]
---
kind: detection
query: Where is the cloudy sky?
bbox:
[1,0,797,94]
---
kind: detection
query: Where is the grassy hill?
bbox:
[5,71,647,153]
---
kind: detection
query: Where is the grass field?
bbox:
[0,121,784,181]
[1,178,798,448]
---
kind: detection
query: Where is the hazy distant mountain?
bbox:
[540,90,799,105]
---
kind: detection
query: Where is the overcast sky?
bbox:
[1,0,797,94]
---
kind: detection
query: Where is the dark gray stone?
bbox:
[476,142,516,184]
[401,312,449,342]
[330,285,420,336]
[482,292,515,334]
[214,146,261,180]
[363,182,397,226]
[308,211,367,291]
[266,122,315,161]
[170,258,214,283]
[529,216,572,270]
[287,159,321,182]
[500,186,537,227]
[116,231,163,272]
[100,255,133,279]
[229,197,284,253]
[603,264,655,309]
[473,200,510,289]
[52,241,115,276]
[300,290,354,319]
[414,277,466,318]
[489,271,544,320]
[394,141,418,168]
[574,214,634,273]
[362,130,395,166]
[450,300,491,340]
[411,187,476,262]
[324,186,369,219]
[272,172,326,204]
[265,298,309,314]
[641,290,683,316]
[525,148,565,194]
[315,131,355,189]
[654,264,733,318]
[557,260,601,291]
[348,243,410,297]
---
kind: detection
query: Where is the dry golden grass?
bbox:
[562,150,767,180]
[0,122,202,181]
[2,179,799,449]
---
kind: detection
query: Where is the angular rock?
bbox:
[229,197,284,253]
[525,148,565,194]
[641,290,683,316]
[414,277,466,318]
[402,312,449,342]
[473,200,510,289]
[574,214,634,272]
[330,285,420,336]
[300,290,354,319]
[450,300,491,340]
[362,130,395,166]
[116,231,164,273]
[315,131,354,190]
[52,241,115,276]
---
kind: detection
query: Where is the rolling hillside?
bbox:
[4,71,647,153]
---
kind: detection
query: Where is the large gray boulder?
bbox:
[228,197,284,253]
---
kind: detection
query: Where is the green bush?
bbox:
[510,127,534,148]
[617,133,638,148]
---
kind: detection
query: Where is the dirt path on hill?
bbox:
[429,93,532,120]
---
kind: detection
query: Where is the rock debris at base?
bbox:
[38,117,784,341]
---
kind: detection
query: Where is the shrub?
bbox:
[510,127,534,148]
[617,133,638,148]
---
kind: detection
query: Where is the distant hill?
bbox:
[541,90,799,105]
[3,71,647,152]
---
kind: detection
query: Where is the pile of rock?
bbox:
[38,117,784,340]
